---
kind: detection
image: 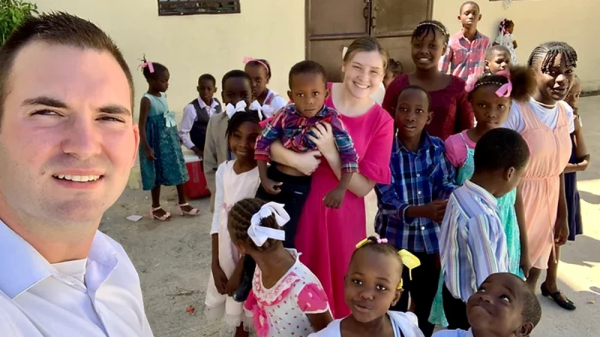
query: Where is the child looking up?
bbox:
[484,45,512,75]
[179,74,222,159]
[204,70,253,211]
[440,128,530,330]
[244,58,287,117]
[205,109,263,337]
[439,1,491,89]
[309,237,424,337]
[383,20,474,140]
[138,58,199,220]
[494,19,518,64]
[227,198,333,337]
[433,273,542,337]
[376,85,457,337]
[564,75,590,242]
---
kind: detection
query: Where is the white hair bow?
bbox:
[248,202,289,247]
[260,104,275,118]
[226,101,248,119]
[249,101,264,120]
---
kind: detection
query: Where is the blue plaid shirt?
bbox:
[375,133,458,254]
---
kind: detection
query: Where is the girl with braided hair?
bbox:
[494,19,518,64]
[204,109,263,336]
[502,41,578,311]
[228,198,333,337]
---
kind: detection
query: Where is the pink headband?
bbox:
[467,71,512,97]
[140,60,154,73]
[243,57,269,74]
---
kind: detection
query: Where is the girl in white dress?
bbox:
[494,19,518,64]
[227,199,334,337]
[310,237,424,337]
[205,108,264,337]
[244,58,287,117]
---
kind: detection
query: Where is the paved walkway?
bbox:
[101,96,600,336]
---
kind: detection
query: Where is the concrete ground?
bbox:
[100,96,600,337]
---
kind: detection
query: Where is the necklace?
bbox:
[530,97,556,109]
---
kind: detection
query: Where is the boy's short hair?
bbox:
[486,45,511,60]
[474,128,530,173]
[519,276,542,329]
[198,73,216,86]
[460,1,480,13]
[221,69,252,89]
[288,60,327,88]
[397,85,432,108]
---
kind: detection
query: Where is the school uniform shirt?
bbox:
[439,30,491,89]
[375,132,457,254]
[0,220,153,336]
[432,329,473,337]
[179,97,221,149]
[308,311,424,337]
[439,180,509,303]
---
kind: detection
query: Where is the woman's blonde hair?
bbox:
[343,36,390,70]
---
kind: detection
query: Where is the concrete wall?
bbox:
[433,0,600,92]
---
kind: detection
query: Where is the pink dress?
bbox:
[295,84,394,318]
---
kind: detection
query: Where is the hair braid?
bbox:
[227,198,283,252]
[528,42,578,73]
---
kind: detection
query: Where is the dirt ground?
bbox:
[100,96,600,337]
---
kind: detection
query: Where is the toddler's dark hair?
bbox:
[141,56,168,81]
[246,58,272,79]
[198,73,216,86]
[288,60,327,88]
[499,18,514,33]
[350,236,403,273]
[517,275,542,331]
[486,45,511,60]
[528,42,578,74]
[387,58,404,76]
[228,198,283,252]
[460,1,481,14]
[397,85,432,109]
[469,65,535,102]
[221,69,252,90]
[474,128,530,173]
[225,110,263,138]
[412,20,450,46]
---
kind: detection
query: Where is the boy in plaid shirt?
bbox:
[375,85,457,337]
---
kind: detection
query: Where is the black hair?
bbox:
[350,236,403,274]
[198,73,216,86]
[397,85,432,108]
[221,69,252,90]
[246,59,272,79]
[499,18,514,33]
[288,60,327,88]
[141,56,168,81]
[460,1,481,14]
[528,42,578,74]
[225,109,263,138]
[485,45,511,60]
[412,20,450,46]
[228,198,283,252]
[519,277,542,331]
[469,65,535,102]
[474,128,530,173]
[387,58,404,75]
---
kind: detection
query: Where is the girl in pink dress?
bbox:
[269,37,395,318]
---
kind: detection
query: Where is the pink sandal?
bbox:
[151,207,172,221]
[178,203,200,216]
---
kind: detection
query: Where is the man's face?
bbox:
[0,42,139,226]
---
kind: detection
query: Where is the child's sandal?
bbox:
[151,207,172,221]
[178,203,200,216]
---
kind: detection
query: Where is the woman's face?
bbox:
[342,51,385,99]
[533,53,575,105]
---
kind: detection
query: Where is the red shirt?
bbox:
[382,74,474,140]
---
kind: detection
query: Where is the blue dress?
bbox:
[566,134,583,241]
[139,93,188,190]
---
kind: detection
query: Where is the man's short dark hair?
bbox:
[0,12,134,128]
[474,128,530,173]
[198,73,216,86]
[288,60,327,89]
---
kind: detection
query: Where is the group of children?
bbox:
[134,1,588,336]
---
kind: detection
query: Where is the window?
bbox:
[158,0,240,16]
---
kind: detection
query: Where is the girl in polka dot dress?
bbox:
[227,198,333,337]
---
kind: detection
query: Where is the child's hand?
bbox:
[144,147,156,161]
[226,267,243,297]
[425,199,448,223]
[324,187,345,209]
[211,263,229,295]
[554,216,569,246]
[261,178,283,195]
[520,254,532,279]
[192,146,204,160]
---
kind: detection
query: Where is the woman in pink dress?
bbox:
[269,37,394,318]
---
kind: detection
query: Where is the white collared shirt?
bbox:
[179,97,221,149]
[0,220,153,336]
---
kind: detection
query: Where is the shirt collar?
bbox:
[197,98,218,110]
[458,30,481,41]
[0,220,118,299]
[463,180,498,208]
[395,131,432,154]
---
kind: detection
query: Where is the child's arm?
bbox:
[204,116,219,199]
[296,283,333,332]
[439,46,454,74]
[179,104,202,157]
[515,186,531,278]
[565,115,591,173]
[256,111,287,194]
[258,160,282,195]
[323,172,353,209]
[468,215,505,289]
[433,145,458,200]
[226,258,245,296]
[555,173,570,246]
[211,165,228,294]
[307,312,334,332]
[138,97,154,160]
[455,89,475,134]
